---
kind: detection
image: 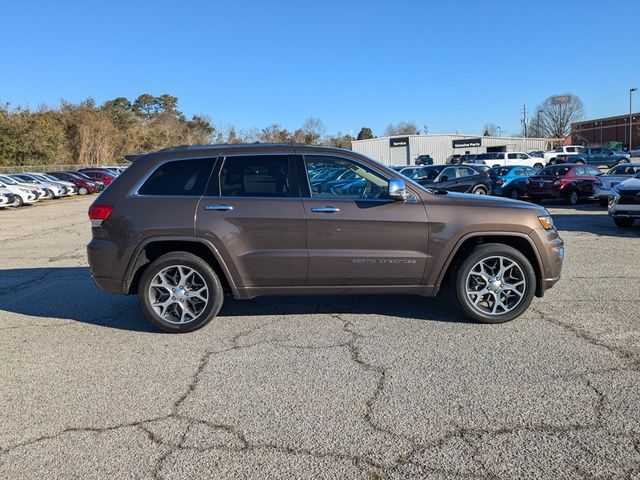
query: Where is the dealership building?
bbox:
[351,134,553,166]
[571,112,640,150]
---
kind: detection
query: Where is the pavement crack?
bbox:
[530,306,640,370]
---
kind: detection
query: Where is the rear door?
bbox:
[302,154,428,286]
[195,154,307,287]
[455,166,477,192]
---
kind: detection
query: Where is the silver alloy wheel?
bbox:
[465,256,526,316]
[148,265,209,324]
[473,187,487,195]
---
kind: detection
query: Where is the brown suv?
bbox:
[87,144,564,332]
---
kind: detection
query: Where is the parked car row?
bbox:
[395,161,640,211]
[0,166,125,210]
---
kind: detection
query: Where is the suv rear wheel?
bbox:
[453,244,536,324]
[138,251,224,333]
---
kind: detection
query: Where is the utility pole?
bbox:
[630,88,637,150]
[521,105,528,137]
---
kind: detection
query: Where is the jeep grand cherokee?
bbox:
[87,144,564,333]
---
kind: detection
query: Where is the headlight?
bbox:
[537,214,555,230]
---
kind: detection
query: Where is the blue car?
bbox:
[488,166,538,200]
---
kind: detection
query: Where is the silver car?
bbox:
[594,163,640,206]
[9,173,68,198]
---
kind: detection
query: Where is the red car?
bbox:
[47,171,98,195]
[525,164,602,205]
[78,169,116,186]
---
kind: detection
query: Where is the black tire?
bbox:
[617,158,629,165]
[509,189,520,200]
[452,243,536,324]
[574,159,585,165]
[78,186,88,195]
[472,186,487,195]
[598,197,609,207]
[613,217,634,228]
[533,163,543,171]
[13,195,24,207]
[564,190,579,205]
[138,251,224,333]
[549,158,556,165]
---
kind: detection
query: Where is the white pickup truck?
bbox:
[473,152,544,169]
[543,146,583,165]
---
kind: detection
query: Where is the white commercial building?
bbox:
[351,134,553,166]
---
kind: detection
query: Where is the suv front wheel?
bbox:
[453,244,536,324]
[138,251,224,333]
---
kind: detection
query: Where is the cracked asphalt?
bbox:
[0,195,639,479]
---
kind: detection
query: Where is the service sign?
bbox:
[390,137,409,147]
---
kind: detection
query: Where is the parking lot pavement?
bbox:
[0,196,639,479]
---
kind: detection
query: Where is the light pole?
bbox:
[497,126,502,137]
[630,88,637,150]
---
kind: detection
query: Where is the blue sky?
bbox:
[1,0,638,136]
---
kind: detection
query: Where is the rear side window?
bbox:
[139,158,213,196]
[220,155,293,197]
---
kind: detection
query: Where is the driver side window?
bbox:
[304,156,389,199]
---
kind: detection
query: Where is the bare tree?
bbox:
[384,121,419,136]
[483,123,498,136]
[533,94,585,139]
[300,117,326,144]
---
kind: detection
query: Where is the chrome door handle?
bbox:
[204,204,233,211]
[310,206,340,213]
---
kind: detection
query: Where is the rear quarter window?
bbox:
[138,158,214,196]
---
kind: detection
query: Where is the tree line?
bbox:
[0,92,585,167]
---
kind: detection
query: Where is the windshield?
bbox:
[539,166,570,176]
[488,167,512,176]
[0,175,18,185]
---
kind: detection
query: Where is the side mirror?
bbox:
[387,178,409,201]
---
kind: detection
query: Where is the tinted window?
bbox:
[457,167,476,177]
[514,168,525,176]
[575,167,588,176]
[139,158,213,196]
[507,153,517,160]
[221,155,292,197]
[489,167,511,176]
[305,156,388,199]
[587,167,600,176]
[540,166,570,176]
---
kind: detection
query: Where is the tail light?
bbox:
[496,179,506,185]
[88,204,113,227]
[553,179,569,187]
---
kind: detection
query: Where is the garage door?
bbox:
[390,146,409,166]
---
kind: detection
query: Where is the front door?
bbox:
[301,155,429,286]
[195,154,307,287]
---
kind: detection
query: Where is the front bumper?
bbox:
[528,227,564,296]
[609,204,640,218]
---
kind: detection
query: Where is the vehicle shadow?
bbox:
[0,267,470,332]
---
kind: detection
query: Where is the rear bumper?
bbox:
[87,238,128,294]
[92,275,127,294]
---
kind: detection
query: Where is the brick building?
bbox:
[571,112,640,150]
